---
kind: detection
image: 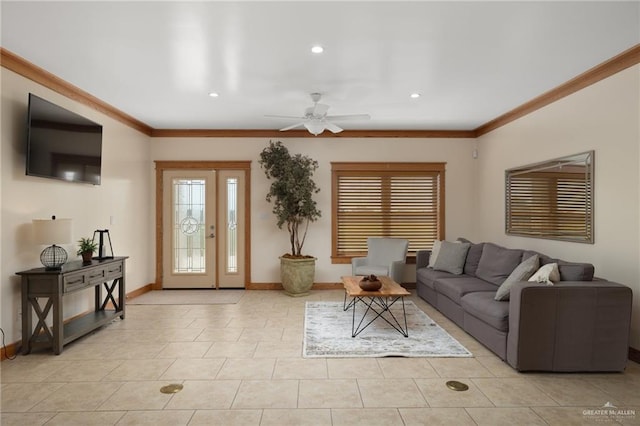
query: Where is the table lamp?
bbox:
[33,215,72,270]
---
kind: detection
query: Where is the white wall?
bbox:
[475,65,640,349]
[1,70,154,344]
[151,137,478,284]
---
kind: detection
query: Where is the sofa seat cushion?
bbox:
[461,292,510,332]
[475,243,524,285]
[416,268,460,289]
[434,277,497,304]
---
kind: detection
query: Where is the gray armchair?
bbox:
[351,238,409,283]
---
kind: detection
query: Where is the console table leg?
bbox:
[52,295,63,354]
[21,282,31,355]
[118,277,126,319]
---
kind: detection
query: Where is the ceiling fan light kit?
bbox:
[266,93,370,136]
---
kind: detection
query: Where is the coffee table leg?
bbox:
[351,297,357,337]
[343,291,356,311]
[350,296,409,338]
[351,296,379,338]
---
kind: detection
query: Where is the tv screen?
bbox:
[26,93,103,185]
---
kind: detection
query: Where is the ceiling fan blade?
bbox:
[324,121,343,134]
[279,122,305,131]
[265,114,305,120]
[304,120,326,136]
[325,114,371,121]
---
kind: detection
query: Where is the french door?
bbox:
[161,169,245,288]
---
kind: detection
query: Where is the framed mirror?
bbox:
[505,151,594,243]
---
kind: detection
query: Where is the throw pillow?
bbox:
[433,241,471,275]
[528,263,560,285]
[428,240,442,268]
[494,255,539,301]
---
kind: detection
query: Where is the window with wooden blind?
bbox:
[331,162,445,263]
[506,151,594,243]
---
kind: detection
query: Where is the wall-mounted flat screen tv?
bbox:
[26,93,103,185]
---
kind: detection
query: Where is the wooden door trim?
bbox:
[154,161,252,289]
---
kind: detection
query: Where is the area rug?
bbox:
[129,289,245,305]
[303,301,472,358]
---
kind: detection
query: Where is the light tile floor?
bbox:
[1,290,639,425]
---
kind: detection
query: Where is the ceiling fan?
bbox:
[266,93,371,136]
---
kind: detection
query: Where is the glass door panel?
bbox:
[163,170,216,288]
[173,178,206,273]
[218,170,245,288]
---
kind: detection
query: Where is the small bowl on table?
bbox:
[359,275,382,291]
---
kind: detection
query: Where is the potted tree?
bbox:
[77,237,98,263]
[259,140,321,296]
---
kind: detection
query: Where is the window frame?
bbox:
[331,162,446,264]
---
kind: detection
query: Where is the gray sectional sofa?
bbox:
[416,240,633,372]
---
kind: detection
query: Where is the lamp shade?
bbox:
[33,217,72,245]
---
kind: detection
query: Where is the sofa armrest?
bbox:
[389,260,406,283]
[416,250,431,269]
[507,281,632,372]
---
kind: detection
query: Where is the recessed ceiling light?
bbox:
[410,93,421,99]
[208,92,219,98]
[311,45,324,54]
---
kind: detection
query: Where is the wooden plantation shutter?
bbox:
[331,162,445,262]
[506,151,593,243]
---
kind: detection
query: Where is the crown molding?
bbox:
[0,48,153,136]
[475,43,640,137]
[3,44,638,139]
[150,128,476,138]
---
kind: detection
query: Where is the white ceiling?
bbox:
[2,1,639,132]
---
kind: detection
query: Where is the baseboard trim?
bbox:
[126,283,154,300]
[246,282,343,290]
[629,347,640,364]
[1,340,20,362]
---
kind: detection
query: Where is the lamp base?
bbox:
[40,245,68,270]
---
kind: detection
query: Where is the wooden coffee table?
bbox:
[341,276,411,338]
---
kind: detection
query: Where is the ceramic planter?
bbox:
[280,256,316,297]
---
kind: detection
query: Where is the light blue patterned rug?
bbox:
[303,301,472,358]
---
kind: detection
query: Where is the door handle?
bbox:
[208,233,215,238]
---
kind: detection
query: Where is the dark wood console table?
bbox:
[17,256,127,355]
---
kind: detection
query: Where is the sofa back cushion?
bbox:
[555,260,594,281]
[455,238,484,277]
[475,243,524,286]
[522,249,594,281]
[522,250,553,265]
[464,243,485,277]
